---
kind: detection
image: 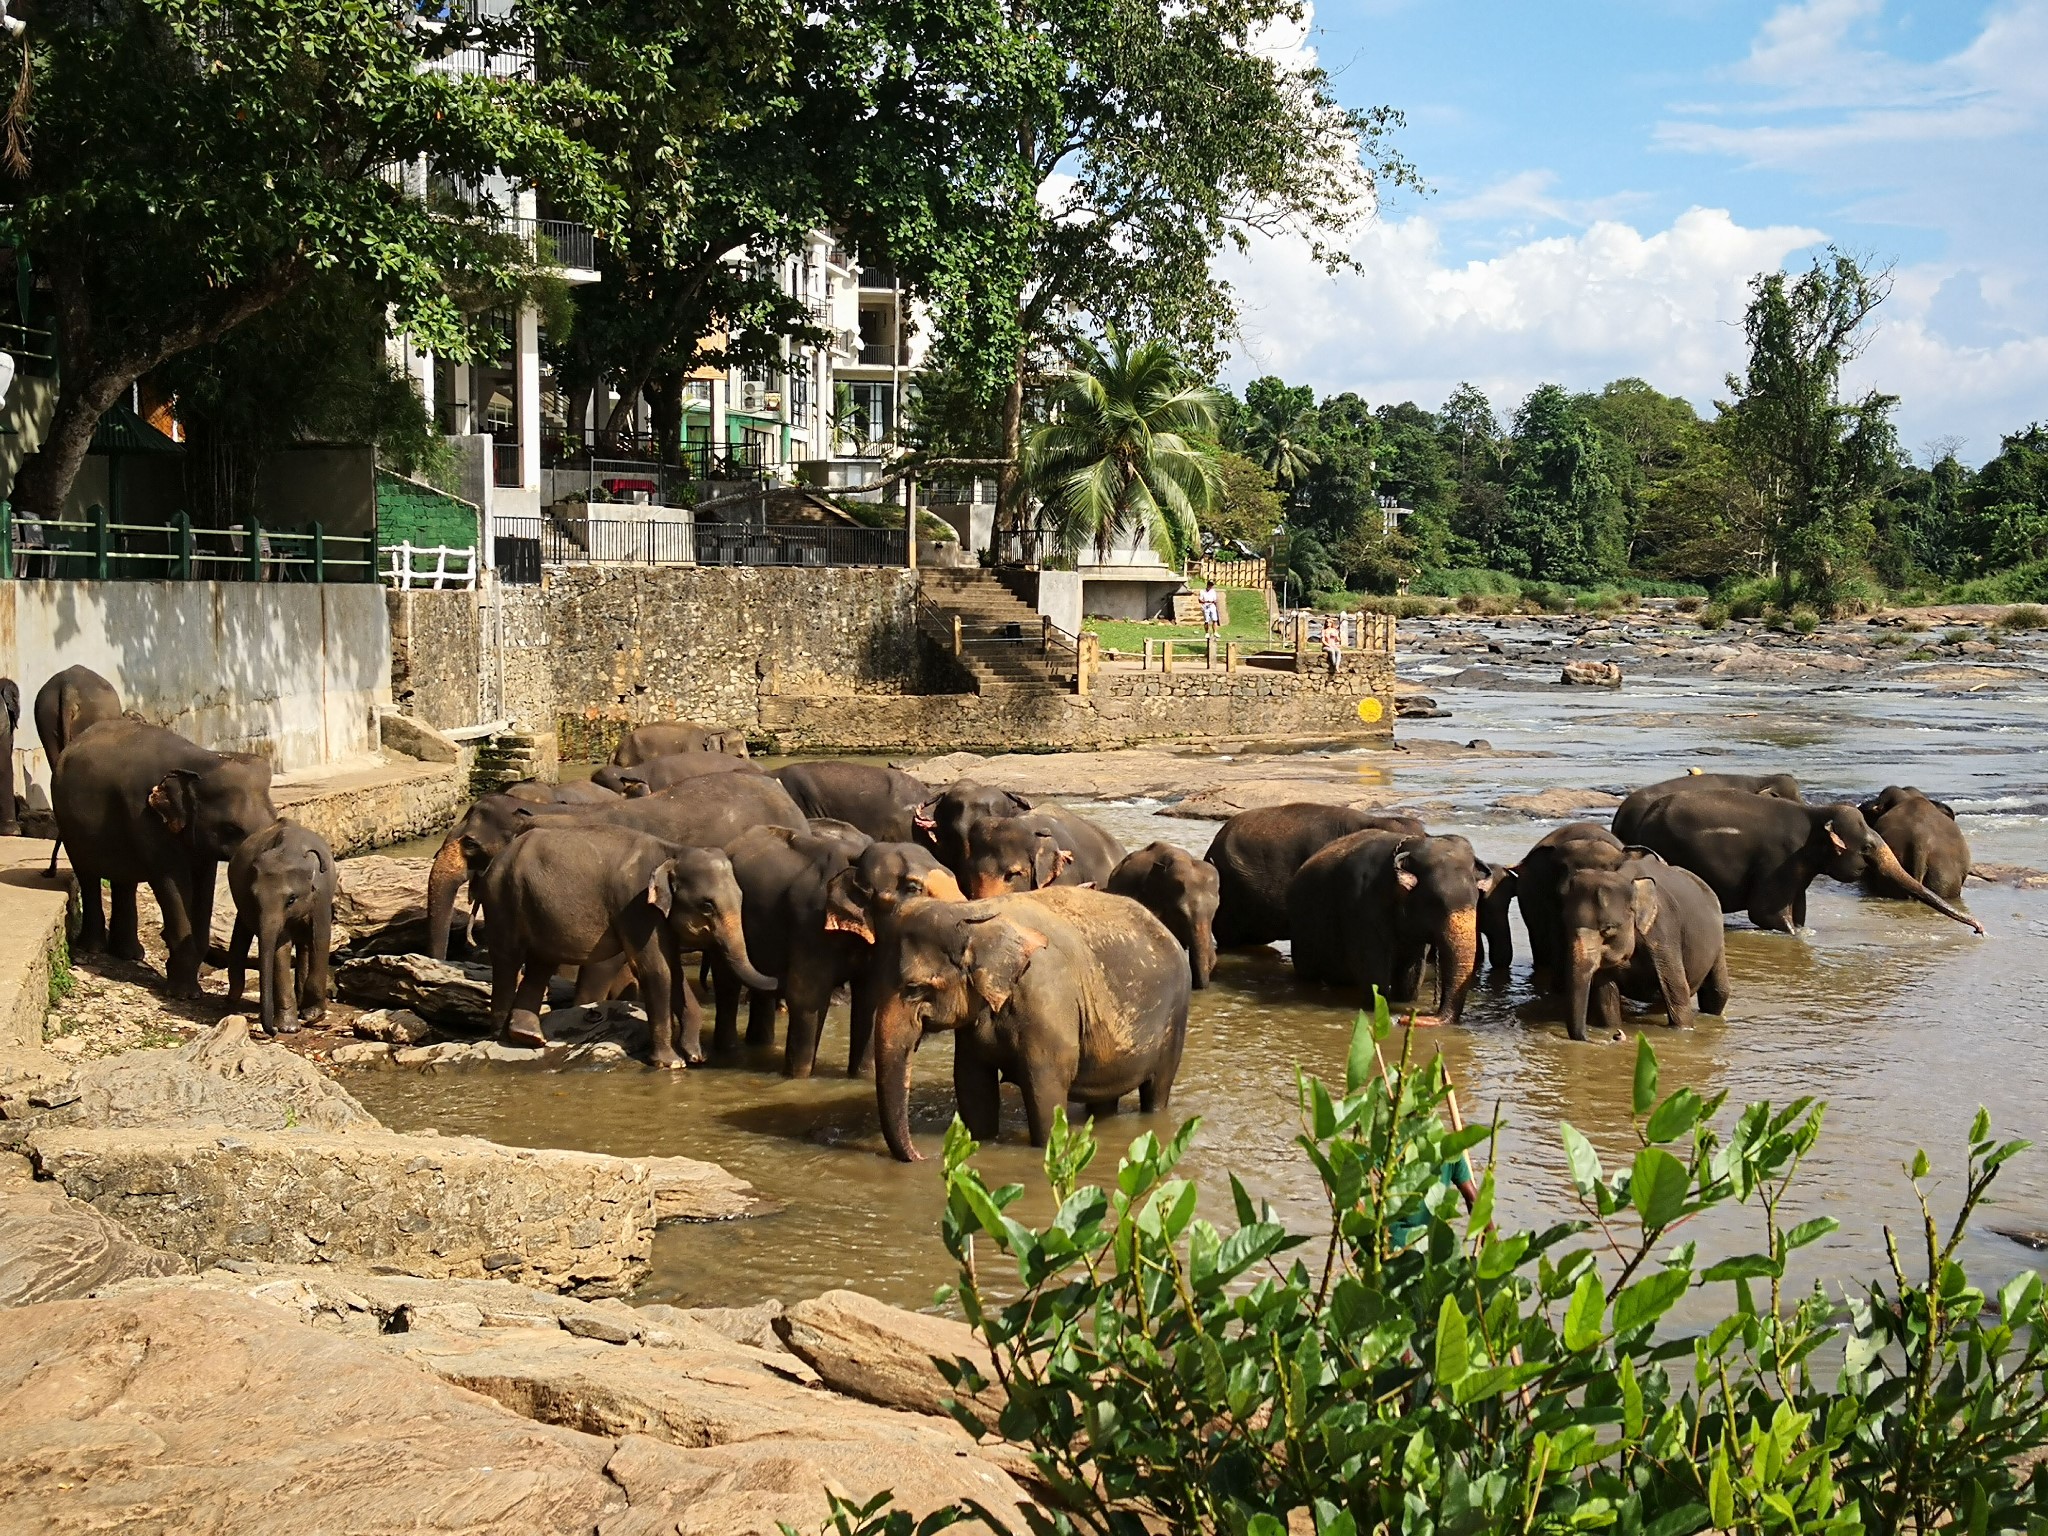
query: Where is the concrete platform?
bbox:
[0,839,72,1051]
[273,756,465,857]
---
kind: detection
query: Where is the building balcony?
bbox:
[854,343,898,367]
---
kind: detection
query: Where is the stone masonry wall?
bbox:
[386,588,484,730]
[495,565,922,757]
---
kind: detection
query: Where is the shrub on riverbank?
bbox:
[1410,569,1709,603]
[819,1001,2048,1536]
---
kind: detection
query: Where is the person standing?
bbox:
[1200,580,1221,638]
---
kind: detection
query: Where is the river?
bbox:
[350,658,2048,1313]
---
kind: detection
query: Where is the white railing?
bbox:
[382,541,480,590]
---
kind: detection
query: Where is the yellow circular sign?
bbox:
[1356,697,1384,724]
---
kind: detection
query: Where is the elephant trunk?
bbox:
[873,993,923,1163]
[1869,843,1984,932]
[255,922,281,1036]
[1189,923,1217,990]
[1565,929,1600,1043]
[426,836,469,960]
[715,912,778,993]
[1429,906,1480,1024]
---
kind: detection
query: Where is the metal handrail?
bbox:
[2,504,377,582]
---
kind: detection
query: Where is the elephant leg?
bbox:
[73,869,108,953]
[622,929,682,1071]
[952,1045,1002,1142]
[150,872,202,995]
[269,934,300,1034]
[573,953,629,1006]
[782,969,833,1080]
[1017,1062,1069,1148]
[1140,1027,1185,1116]
[109,881,145,963]
[505,964,551,1048]
[1393,943,1427,1006]
[1594,975,1624,1036]
[1645,934,1698,1030]
[708,953,743,1057]
[1085,1097,1121,1117]
[846,971,880,1078]
[190,859,226,967]
[225,913,253,1005]
[745,989,780,1049]
[667,937,707,1067]
[299,908,331,1025]
[1698,954,1732,1018]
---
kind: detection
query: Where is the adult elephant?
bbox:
[1512,822,1631,993]
[591,753,760,794]
[425,774,807,957]
[1289,829,1502,1026]
[478,825,772,1066]
[1611,770,1802,844]
[1859,786,1972,902]
[914,780,1033,870]
[1560,855,1730,1042]
[867,886,1189,1162]
[54,719,277,994]
[1204,803,1427,948]
[612,721,749,764]
[955,806,1125,897]
[772,762,931,843]
[501,778,623,805]
[1625,790,1982,933]
[1106,842,1220,989]
[34,665,123,874]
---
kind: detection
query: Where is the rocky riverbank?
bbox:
[0,1015,1036,1533]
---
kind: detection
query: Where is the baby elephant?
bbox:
[1858,786,1971,902]
[1105,841,1221,988]
[1559,857,1729,1043]
[227,820,337,1037]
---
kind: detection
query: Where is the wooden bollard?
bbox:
[1143,638,1154,670]
[1162,640,1174,673]
[1226,641,1239,672]
[1206,635,1216,669]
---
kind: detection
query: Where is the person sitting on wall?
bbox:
[1322,618,1343,678]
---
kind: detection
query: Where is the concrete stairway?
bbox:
[916,570,1073,696]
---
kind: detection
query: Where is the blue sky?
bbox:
[1219,1,2048,463]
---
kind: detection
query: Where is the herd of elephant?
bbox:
[14,673,1986,1164]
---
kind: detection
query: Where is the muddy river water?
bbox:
[352,663,2048,1313]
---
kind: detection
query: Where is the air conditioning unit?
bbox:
[740,384,763,412]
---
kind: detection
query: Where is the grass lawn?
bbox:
[1084,587,1273,656]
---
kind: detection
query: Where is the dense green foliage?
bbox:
[802,1000,2048,1536]
[1214,252,2048,608]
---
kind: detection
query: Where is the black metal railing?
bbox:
[492,512,902,580]
[990,514,1064,567]
[540,445,772,506]
[696,522,903,569]
[1,503,378,582]
[492,441,523,487]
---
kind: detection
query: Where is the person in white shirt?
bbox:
[1199,581,1220,637]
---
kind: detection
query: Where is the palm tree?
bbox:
[1026,335,1222,566]
[1244,405,1320,491]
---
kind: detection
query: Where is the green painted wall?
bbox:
[377,471,478,552]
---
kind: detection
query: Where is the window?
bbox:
[848,381,893,441]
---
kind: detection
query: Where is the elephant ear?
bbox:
[1031,832,1073,889]
[910,799,940,835]
[963,915,1047,1013]
[0,679,17,730]
[1629,876,1661,932]
[147,769,200,835]
[822,866,877,942]
[644,860,676,917]
[1480,864,1516,902]
[1003,790,1035,812]
[1392,844,1421,893]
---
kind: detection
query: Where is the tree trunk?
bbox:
[996,339,1027,542]
[648,369,685,464]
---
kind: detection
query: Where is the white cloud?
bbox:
[1220,205,2048,451]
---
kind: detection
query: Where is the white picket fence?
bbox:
[381,542,479,590]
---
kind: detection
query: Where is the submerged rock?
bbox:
[1560,660,1623,687]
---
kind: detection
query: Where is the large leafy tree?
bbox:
[1723,249,1902,603]
[1241,376,1321,492]
[1025,335,1220,565]
[1460,384,1623,584]
[1957,427,2048,575]
[860,0,1412,523]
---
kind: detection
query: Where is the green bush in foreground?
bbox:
[801,999,2048,1536]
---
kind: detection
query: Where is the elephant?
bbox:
[34,665,123,875]
[1559,856,1730,1042]
[955,806,1125,898]
[591,753,761,795]
[0,678,17,836]
[1611,770,1802,844]
[54,719,278,994]
[426,773,807,957]
[1859,786,1972,902]
[477,825,773,1066]
[1204,803,1428,948]
[225,820,336,1037]
[771,761,932,843]
[1512,822,1631,992]
[1288,829,1503,1026]
[1623,789,1983,934]
[867,885,1189,1162]
[611,721,749,764]
[914,780,1033,870]
[1105,841,1220,988]
[502,778,624,805]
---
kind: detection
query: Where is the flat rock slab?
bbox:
[28,1125,657,1297]
[1497,788,1624,818]
[0,1169,186,1305]
[0,1289,625,1535]
[777,1289,1004,1423]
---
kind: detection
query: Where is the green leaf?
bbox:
[1910,1147,1930,1180]
[1345,1007,1377,1093]
[1613,1266,1692,1335]
[1620,1353,1643,1439]
[1709,1445,1734,1528]
[1561,1122,1603,1198]
[1782,1216,1839,1251]
[1435,1293,1471,1384]
[1701,1252,1783,1283]
[1631,1146,1690,1229]
[1644,1087,1706,1145]
[1633,1033,1659,1117]
[1564,1269,1606,1352]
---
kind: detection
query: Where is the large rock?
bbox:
[27,1125,658,1297]
[776,1290,1005,1423]
[336,952,574,1028]
[331,854,470,951]
[641,1153,781,1224]
[0,1164,185,1305]
[1560,660,1623,687]
[0,1289,627,1534]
